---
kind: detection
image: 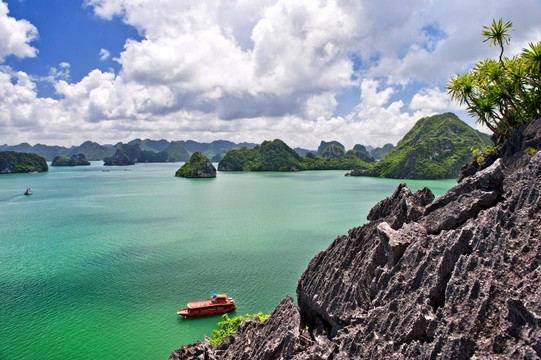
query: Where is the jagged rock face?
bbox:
[172,119,541,359]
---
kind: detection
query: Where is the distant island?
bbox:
[175,151,216,178]
[347,113,492,179]
[0,112,488,178]
[218,139,374,171]
[0,151,48,174]
[0,139,257,163]
[51,153,90,166]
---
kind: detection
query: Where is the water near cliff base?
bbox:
[0,163,455,359]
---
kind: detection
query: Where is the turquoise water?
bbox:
[0,163,456,359]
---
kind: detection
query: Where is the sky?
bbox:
[1,0,540,149]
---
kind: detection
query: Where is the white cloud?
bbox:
[1,0,541,147]
[0,1,38,61]
[99,48,111,61]
[410,87,464,112]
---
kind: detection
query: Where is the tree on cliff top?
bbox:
[447,19,541,139]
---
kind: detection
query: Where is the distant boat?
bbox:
[102,169,111,172]
[28,171,38,175]
[24,188,32,195]
[177,293,236,318]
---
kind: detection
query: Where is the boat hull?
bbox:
[177,304,236,318]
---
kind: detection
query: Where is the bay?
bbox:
[0,162,455,359]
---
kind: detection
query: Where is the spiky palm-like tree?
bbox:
[448,19,541,139]
[482,18,512,63]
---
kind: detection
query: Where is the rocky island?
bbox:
[0,151,48,174]
[51,153,91,166]
[175,151,216,178]
[170,117,541,359]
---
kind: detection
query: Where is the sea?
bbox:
[0,162,456,359]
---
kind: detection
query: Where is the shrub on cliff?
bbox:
[209,313,269,347]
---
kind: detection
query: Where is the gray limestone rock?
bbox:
[171,118,541,359]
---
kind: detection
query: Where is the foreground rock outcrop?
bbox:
[172,118,541,359]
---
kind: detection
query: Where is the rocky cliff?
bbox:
[171,118,541,359]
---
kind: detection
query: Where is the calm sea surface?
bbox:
[0,162,455,359]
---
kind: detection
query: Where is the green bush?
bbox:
[209,313,269,346]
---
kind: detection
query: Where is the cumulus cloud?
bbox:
[0,1,38,61]
[98,48,110,61]
[1,0,540,147]
[409,87,464,112]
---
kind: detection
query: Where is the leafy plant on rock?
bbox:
[209,313,269,346]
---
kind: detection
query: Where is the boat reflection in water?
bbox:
[177,293,236,319]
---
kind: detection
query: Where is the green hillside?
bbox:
[218,139,372,171]
[163,141,190,162]
[0,151,48,174]
[366,113,492,179]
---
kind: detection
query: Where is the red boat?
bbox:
[177,293,236,318]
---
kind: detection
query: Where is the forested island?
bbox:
[103,142,190,165]
[0,151,48,174]
[217,113,491,179]
[175,151,216,178]
[51,154,91,166]
[218,139,374,172]
[347,113,492,179]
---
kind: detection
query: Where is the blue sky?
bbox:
[4,0,141,96]
[1,0,540,149]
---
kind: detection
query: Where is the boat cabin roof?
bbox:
[186,293,233,309]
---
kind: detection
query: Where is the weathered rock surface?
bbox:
[172,118,541,359]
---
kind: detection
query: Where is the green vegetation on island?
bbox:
[179,140,257,161]
[218,139,373,171]
[68,141,115,160]
[175,151,216,178]
[350,113,492,179]
[370,143,395,160]
[103,143,186,165]
[163,141,190,162]
[51,153,91,166]
[321,144,345,159]
[317,140,345,155]
[209,313,269,347]
[0,151,48,174]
